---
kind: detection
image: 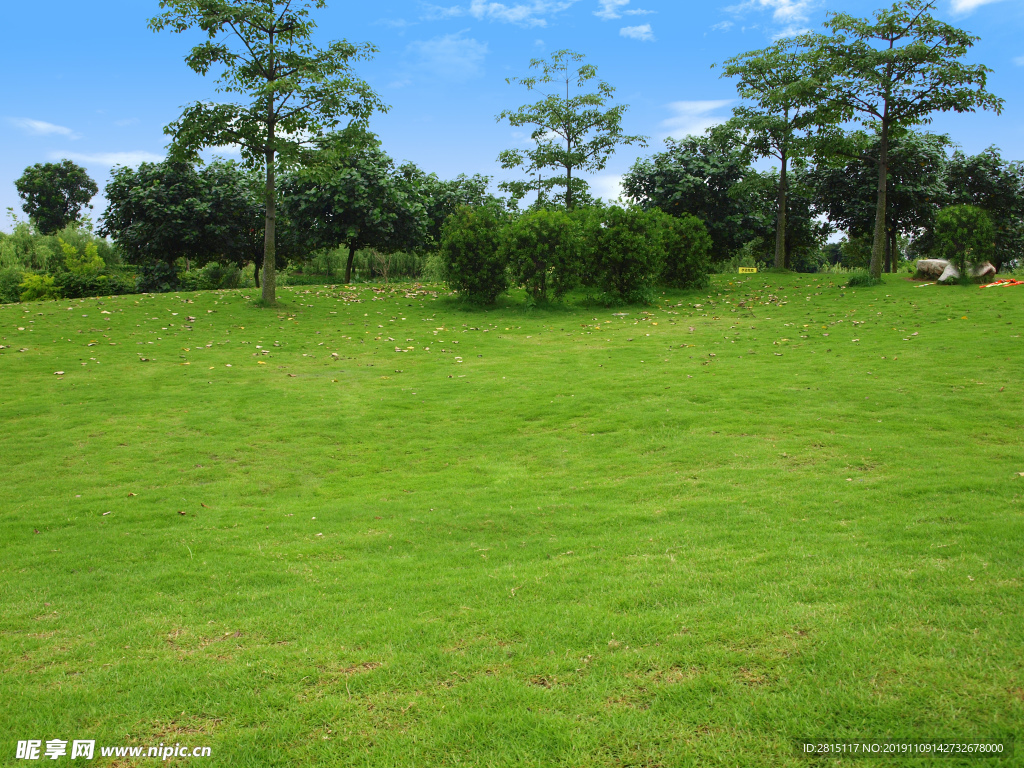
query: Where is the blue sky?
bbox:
[2,0,1022,231]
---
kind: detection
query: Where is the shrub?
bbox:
[652,211,712,290]
[933,204,994,277]
[439,206,508,304]
[501,209,582,302]
[18,274,60,302]
[55,271,135,299]
[135,262,181,293]
[0,268,26,304]
[580,206,662,304]
[846,270,883,287]
[180,262,243,291]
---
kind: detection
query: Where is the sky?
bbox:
[2,0,1022,231]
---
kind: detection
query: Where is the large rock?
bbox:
[916,259,949,279]
[916,259,997,282]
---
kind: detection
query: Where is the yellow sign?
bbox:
[739,267,758,274]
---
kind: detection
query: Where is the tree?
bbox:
[932,204,993,276]
[100,159,261,274]
[15,160,98,234]
[719,38,827,270]
[810,0,1002,278]
[281,133,427,283]
[943,147,1024,271]
[149,0,386,305]
[807,131,949,271]
[623,127,760,263]
[496,49,646,210]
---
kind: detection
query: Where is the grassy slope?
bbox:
[1,274,1022,766]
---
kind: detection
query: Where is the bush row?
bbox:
[438,205,712,305]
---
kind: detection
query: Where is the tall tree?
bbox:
[810,0,1002,278]
[719,38,827,270]
[622,126,760,263]
[496,49,646,210]
[15,160,98,235]
[149,0,386,305]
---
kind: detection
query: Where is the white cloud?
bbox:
[407,31,489,80]
[1014,55,1024,65]
[591,174,625,203]
[595,0,653,19]
[620,23,655,41]
[660,100,732,139]
[711,20,734,31]
[9,117,80,139]
[722,0,817,36]
[951,0,1005,13]
[771,23,809,39]
[423,0,576,27]
[58,151,164,167]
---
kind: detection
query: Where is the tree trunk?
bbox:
[884,229,892,273]
[869,122,889,279]
[565,164,573,210]
[344,245,358,284]
[261,145,277,304]
[774,149,788,271]
[254,258,261,288]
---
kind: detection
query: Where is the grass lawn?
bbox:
[1,273,1022,766]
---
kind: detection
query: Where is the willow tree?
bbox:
[150,0,386,304]
[811,0,1002,279]
[719,38,827,270]
[496,49,646,210]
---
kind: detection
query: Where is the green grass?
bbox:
[1,275,1022,766]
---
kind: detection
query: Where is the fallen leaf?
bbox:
[178,511,187,516]
[102,512,111,516]
[54,371,64,376]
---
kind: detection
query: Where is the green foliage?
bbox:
[179,262,243,292]
[623,127,761,263]
[150,0,387,304]
[14,160,98,234]
[932,204,994,277]
[397,165,506,250]
[135,262,182,294]
[0,268,26,303]
[652,211,712,290]
[806,131,950,272]
[580,206,662,304]
[439,206,508,304]
[0,221,57,271]
[54,271,135,300]
[60,238,104,276]
[719,37,831,269]
[845,269,883,287]
[100,159,263,272]
[740,166,831,271]
[501,209,583,302]
[808,0,1003,277]
[18,273,60,302]
[497,49,646,210]
[281,132,427,283]
[943,147,1024,271]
